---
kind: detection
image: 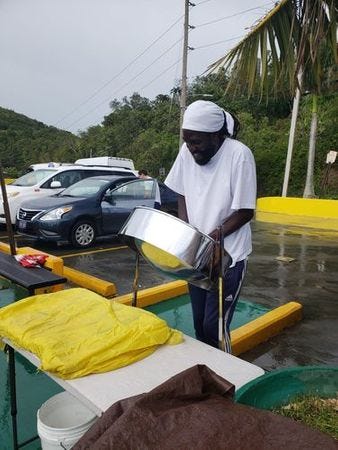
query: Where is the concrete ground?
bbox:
[242,221,338,370]
[1,220,337,371]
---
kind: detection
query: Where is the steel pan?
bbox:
[119,206,232,291]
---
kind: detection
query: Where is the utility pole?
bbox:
[179,0,194,149]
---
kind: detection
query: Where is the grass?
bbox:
[274,395,338,439]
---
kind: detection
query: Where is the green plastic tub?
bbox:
[235,366,338,410]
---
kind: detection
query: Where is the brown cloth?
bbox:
[74,364,338,450]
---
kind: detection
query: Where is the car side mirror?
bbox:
[103,194,115,205]
[50,181,62,188]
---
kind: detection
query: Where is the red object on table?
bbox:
[14,254,48,268]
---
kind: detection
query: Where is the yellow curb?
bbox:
[63,266,117,298]
[0,242,10,253]
[256,211,338,231]
[256,197,338,231]
[257,197,338,218]
[231,301,302,356]
[114,283,303,356]
[113,280,188,307]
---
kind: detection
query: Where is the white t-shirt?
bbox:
[165,138,256,265]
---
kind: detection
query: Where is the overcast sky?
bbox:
[0,0,275,134]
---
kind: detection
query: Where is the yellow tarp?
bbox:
[0,288,183,379]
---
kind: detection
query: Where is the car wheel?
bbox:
[70,221,96,248]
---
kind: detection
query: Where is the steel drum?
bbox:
[119,206,232,291]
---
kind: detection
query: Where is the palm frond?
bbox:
[207,0,337,97]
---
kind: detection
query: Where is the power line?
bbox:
[54,1,254,129]
[139,57,183,91]
[64,38,184,130]
[54,13,184,127]
[195,3,275,28]
[194,35,244,50]
[62,1,277,131]
[195,0,214,5]
[65,35,244,132]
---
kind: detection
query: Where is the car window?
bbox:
[108,179,155,202]
[60,177,109,197]
[103,179,133,197]
[40,170,83,189]
[11,169,58,186]
[82,169,133,178]
[81,170,103,179]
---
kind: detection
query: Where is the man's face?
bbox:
[183,129,220,166]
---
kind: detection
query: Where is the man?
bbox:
[138,169,161,209]
[165,100,256,352]
[138,169,151,179]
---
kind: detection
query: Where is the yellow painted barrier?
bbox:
[113,280,188,308]
[63,266,116,298]
[4,178,14,184]
[256,197,338,230]
[116,286,302,356]
[231,301,302,356]
[0,242,10,253]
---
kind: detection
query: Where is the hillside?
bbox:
[0,107,78,177]
[0,83,337,198]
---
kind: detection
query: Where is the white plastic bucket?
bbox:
[37,391,98,449]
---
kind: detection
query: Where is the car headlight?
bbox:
[40,206,73,221]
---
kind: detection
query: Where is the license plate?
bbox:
[18,220,27,230]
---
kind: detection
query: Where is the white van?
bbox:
[0,164,135,224]
[75,156,135,171]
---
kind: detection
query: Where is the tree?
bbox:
[207,0,337,197]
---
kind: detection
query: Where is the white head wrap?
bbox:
[224,111,235,137]
[182,100,225,133]
[182,100,235,137]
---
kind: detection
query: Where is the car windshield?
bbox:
[60,178,109,198]
[12,169,58,186]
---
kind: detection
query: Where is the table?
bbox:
[5,334,264,448]
[0,252,66,294]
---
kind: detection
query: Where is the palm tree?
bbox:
[207,0,337,197]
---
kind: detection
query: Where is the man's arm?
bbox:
[221,208,254,237]
[208,209,254,271]
[209,209,254,241]
[177,194,188,223]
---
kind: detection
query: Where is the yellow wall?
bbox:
[256,197,338,230]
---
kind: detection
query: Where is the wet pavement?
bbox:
[1,220,337,371]
[242,221,338,370]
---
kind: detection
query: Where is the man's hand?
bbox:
[209,227,223,276]
[209,209,254,274]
